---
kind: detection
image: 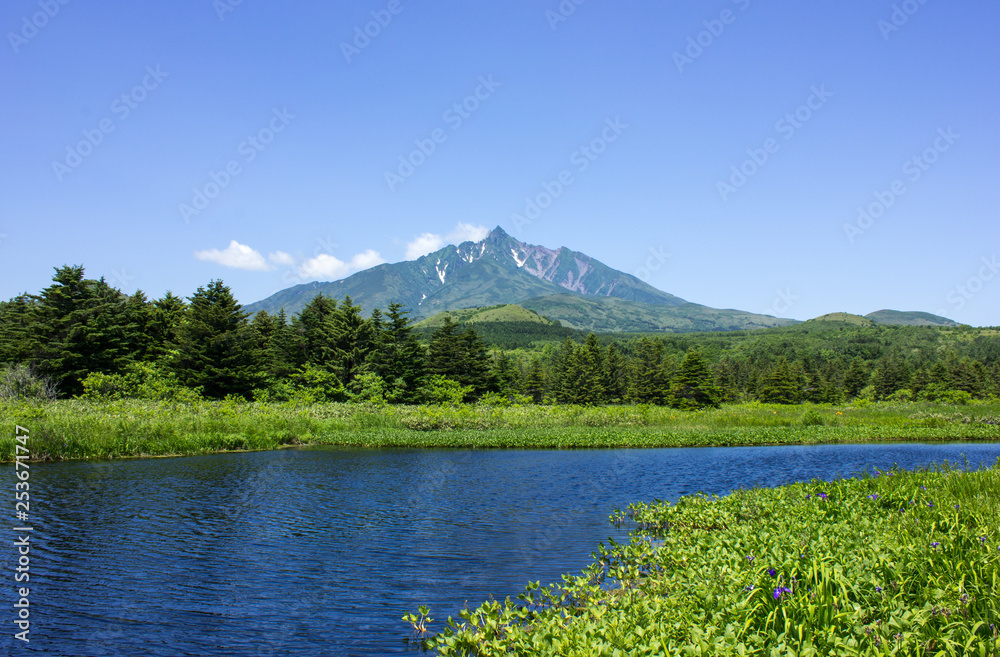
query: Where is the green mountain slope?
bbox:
[520,294,799,333]
[865,310,961,327]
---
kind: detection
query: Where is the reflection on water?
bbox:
[5,442,1000,655]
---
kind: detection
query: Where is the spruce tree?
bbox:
[626,338,670,405]
[668,347,721,410]
[170,280,261,399]
[758,357,800,404]
[366,302,426,402]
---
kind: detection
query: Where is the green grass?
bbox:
[414,462,1000,656]
[1,399,999,462]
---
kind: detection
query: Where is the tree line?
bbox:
[1,266,997,406]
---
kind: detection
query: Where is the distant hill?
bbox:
[522,294,799,333]
[865,310,961,327]
[805,312,878,328]
[413,304,582,348]
[245,226,795,333]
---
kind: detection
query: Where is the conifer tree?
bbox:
[366,302,426,402]
[758,357,800,404]
[603,342,627,403]
[170,280,261,399]
[626,338,670,405]
[523,357,546,403]
[668,347,721,409]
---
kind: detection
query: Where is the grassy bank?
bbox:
[2,399,999,462]
[414,462,1000,656]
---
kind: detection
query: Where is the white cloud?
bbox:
[449,222,490,244]
[406,233,445,259]
[404,223,490,259]
[268,251,296,266]
[194,240,271,271]
[297,249,385,281]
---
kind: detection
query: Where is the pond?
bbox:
[5,442,1000,655]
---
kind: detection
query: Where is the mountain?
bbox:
[805,312,878,328]
[245,226,794,332]
[864,310,961,327]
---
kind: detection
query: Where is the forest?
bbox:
[1,265,998,408]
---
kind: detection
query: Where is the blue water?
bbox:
[3,442,1000,655]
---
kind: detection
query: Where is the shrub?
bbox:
[0,364,59,401]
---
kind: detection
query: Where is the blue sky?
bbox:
[2,0,997,325]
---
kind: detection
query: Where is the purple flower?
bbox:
[928,502,934,508]
[876,586,883,592]
[805,494,811,500]
[768,568,777,577]
[773,587,792,600]
[980,536,987,544]
[746,555,754,563]
[930,542,940,548]
[868,494,879,500]
[819,493,828,500]
[921,486,927,490]
[954,504,960,510]
[744,585,754,592]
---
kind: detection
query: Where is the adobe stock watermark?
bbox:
[843,127,959,243]
[340,0,408,64]
[673,0,752,73]
[384,75,500,192]
[213,0,244,21]
[178,107,295,223]
[51,66,169,183]
[634,246,671,283]
[878,0,931,41]
[938,256,998,313]
[107,267,135,291]
[510,116,628,234]
[545,0,587,31]
[761,288,798,317]
[7,0,71,54]
[716,84,833,201]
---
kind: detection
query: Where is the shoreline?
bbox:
[3,398,1000,463]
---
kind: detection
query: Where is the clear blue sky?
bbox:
[2,0,997,325]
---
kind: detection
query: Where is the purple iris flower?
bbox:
[773,587,792,600]
[930,542,940,548]
[768,568,777,577]
[819,493,828,500]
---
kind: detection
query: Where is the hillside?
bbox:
[521,294,799,333]
[413,304,582,348]
[865,310,961,327]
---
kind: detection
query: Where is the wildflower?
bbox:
[930,542,940,548]
[868,493,879,500]
[875,586,883,592]
[954,504,960,510]
[746,555,754,563]
[744,585,754,592]
[980,536,987,544]
[767,568,777,577]
[875,470,882,476]
[773,587,792,600]
[921,486,927,490]
[927,502,934,508]
[819,493,828,500]
[805,494,811,500]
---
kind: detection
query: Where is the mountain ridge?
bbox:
[244,227,793,332]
